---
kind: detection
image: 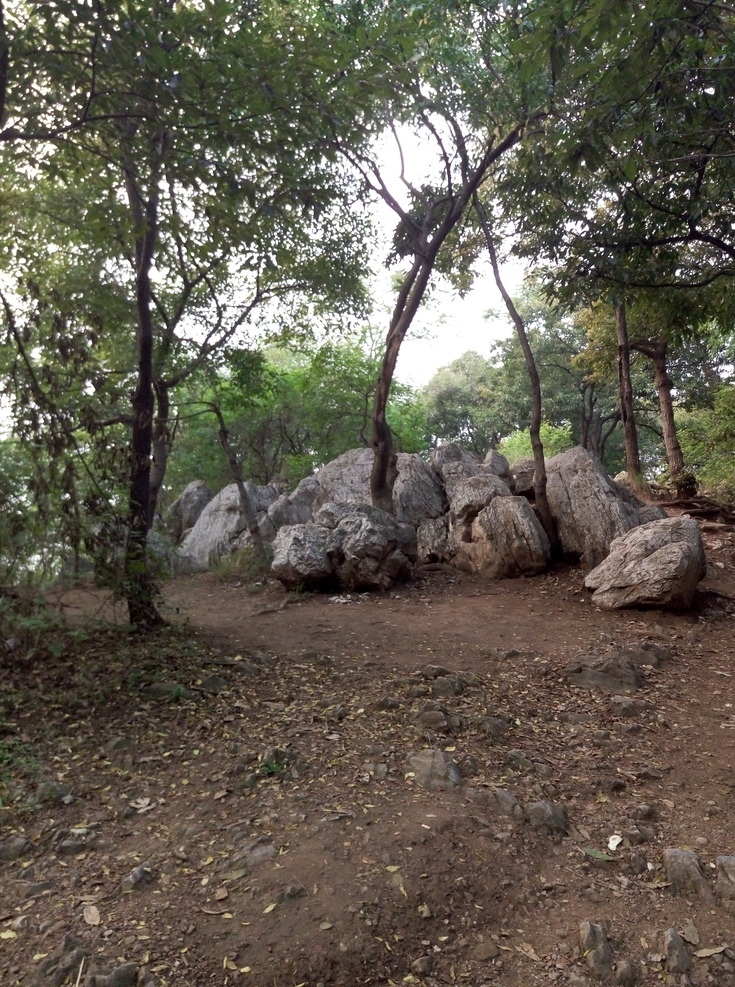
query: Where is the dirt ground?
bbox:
[2,522,735,987]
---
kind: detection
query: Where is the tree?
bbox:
[332,1,551,512]
[423,351,503,454]
[1,1,377,625]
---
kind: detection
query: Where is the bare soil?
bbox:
[2,523,735,987]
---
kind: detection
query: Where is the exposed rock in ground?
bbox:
[546,447,666,568]
[448,475,512,543]
[584,516,707,610]
[579,920,614,979]
[565,651,646,694]
[481,449,512,486]
[453,496,551,578]
[407,749,462,791]
[416,515,450,563]
[178,482,280,571]
[271,502,417,592]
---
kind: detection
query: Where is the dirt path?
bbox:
[2,544,735,986]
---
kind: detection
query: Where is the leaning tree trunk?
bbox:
[615,301,642,486]
[149,381,170,528]
[123,165,165,630]
[475,195,558,548]
[210,402,268,567]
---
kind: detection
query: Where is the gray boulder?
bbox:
[178,482,280,571]
[509,456,535,496]
[453,496,550,578]
[267,476,320,532]
[416,515,451,563]
[584,516,706,610]
[449,474,512,542]
[164,480,213,542]
[481,449,512,486]
[271,502,417,592]
[285,448,447,527]
[546,446,665,568]
[430,444,482,499]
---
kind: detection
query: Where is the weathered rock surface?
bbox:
[179,482,280,571]
[546,447,665,568]
[416,515,450,564]
[164,479,213,542]
[664,928,691,974]
[407,749,462,791]
[271,502,417,592]
[453,496,551,578]
[663,848,712,899]
[509,457,535,496]
[481,449,512,486]
[449,474,512,542]
[584,516,706,610]
[580,920,614,979]
[565,652,646,695]
[430,443,482,499]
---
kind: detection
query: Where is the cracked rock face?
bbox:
[584,516,706,610]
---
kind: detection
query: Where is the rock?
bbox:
[615,959,637,986]
[117,860,154,895]
[164,480,213,542]
[267,476,321,531]
[481,449,512,486]
[408,749,462,791]
[0,834,30,862]
[565,653,645,695]
[201,674,229,693]
[411,955,434,975]
[584,517,706,611]
[448,474,512,542]
[546,447,665,568]
[472,939,501,961]
[430,443,482,499]
[478,788,526,821]
[662,848,712,899]
[416,514,450,563]
[526,799,569,834]
[271,503,416,592]
[144,681,196,700]
[509,456,536,495]
[715,856,735,908]
[179,481,280,570]
[92,963,139,987]
[453,496,550,578]
[579,920,613,978]
[610,696,637,717]
[664,928,691,974]
[310,448,446,525]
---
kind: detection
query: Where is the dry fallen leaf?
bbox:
[263,903,277,914]
[214,888,229,901]
[83,905,101,927]
[0,930,18,940]
[694,946,728,958]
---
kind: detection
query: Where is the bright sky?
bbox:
[366,128,526,388]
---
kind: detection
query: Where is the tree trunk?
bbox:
[474,194,558,548]
[149,380,170,528]
[638,340,694,496]
[123,166,165,631]
[211,403,268,567]
[615,301,642,485]
[370,256,433,512]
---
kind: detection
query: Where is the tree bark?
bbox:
[123,164,165,630]
[615,301,642,485]
[149,380,170,528]
[474,194,558,548]
[634,338,693,496]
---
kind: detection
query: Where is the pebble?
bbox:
[472,940,500,961]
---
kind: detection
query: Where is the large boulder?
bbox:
[417,515,451,563]
[449,474,512,543]
[509,457,535,496]
[267,476,320,533]
[306,448,445,526]
[481,449,512,487]
[584,516,706,610]
[453,496,551,578]
[164,480,214,542]
[178,482,280,571]
[271,502,417,592]
[546,447,665,568]
[430,444,482,499]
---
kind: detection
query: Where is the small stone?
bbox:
[24,880,53,898]
[473,940,500,961]
[526,799,568,835]
[615,959,637,986]
[610,696,637,718]
[408,750,461,791]
[0,835,30,862]
[411,955,434,975]
[201,674,229,693]
[664,928,691,974]
[662,849,712,900]
[105,962,139,987]
[715,856,735,902]
[580,921,613,978]
[418,710,449,732]
[117,860,154,894]
[144,681,196,700]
